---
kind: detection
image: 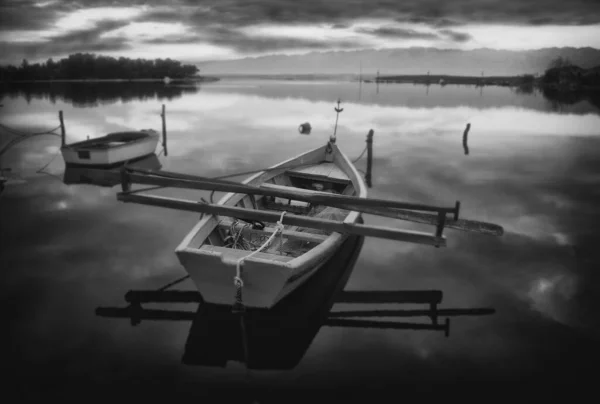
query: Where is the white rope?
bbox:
[233,211,287,288]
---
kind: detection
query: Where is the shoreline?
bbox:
[0,77,220,84]
[370,74,600,91]
[369,74,531,87]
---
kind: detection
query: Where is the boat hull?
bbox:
[61,130,159,166]
[177,245,293,308]
[176,231,349,308]
[175,142,367,309]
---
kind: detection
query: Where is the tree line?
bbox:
[1,81,200,107]
[0,53,200,81]
[541,57,600,88]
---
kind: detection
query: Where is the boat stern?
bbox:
[176,246,293,309]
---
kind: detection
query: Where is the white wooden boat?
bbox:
[175,141,367,309]
[61,130,159,167]
[113,101,503,311]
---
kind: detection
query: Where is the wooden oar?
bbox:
[122,167,461,217]
[117,192,447,247]
[260,183,503,236]
[88,167,501,237]
[340,204,504,236]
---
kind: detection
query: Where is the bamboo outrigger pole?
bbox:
[117,192,447,247]
[117,166,504,236]
[161,104,168,157]
[121,168,461,218]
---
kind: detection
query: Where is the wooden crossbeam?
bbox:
[122,167,460,217]
[117,192,447,247]
[261,183,502,236]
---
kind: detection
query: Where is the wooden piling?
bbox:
[365,129,374,188]
[463,123,471,155]
[161,104,168,156]
[59,110,66,147]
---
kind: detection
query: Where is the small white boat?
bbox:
[113,101,502,312]
[175,142,367,309]
[61,130,160,167]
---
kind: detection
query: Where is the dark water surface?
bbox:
[2,80,600,400]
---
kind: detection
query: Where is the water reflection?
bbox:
[0,82,200,107]
[96,232,495,370]
[63,154,162,187]
[541,87,600,112]
[2,80,600,396]
[2,81,600,114]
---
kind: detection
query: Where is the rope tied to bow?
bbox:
[230,211,287,312]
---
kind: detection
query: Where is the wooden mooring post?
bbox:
[365,129,374,188]
[59,110,66,147]
[161,104,168,156]
[463,123,471,155]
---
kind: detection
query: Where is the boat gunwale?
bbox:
[282,143,366,270]
[62,130,159,151]
[175,142,367,271]
[175,144,328,265]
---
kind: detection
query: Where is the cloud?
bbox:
[4,1,600,35]
[1,19,131,61]
[141,25,365,53]
[153,0,600,27]
[331,23,350,30]
[439,29,472,42]
[400,16,464,28]
[0,0,65,31]
[2,0,600,63]
[356,27,440,40]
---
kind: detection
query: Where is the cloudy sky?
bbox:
[1,0,600,64]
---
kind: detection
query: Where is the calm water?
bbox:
[2,80,600,400]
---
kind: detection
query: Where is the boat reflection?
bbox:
[97,227,495,370]
[62,153,162,187]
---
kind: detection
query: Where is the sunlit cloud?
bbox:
[100,43,235,61]
[54,7,145,33]
[34,1,58,7]
[0,30,50,43]
[102,22,190,41]
[461,23,600,50]
[241,24,366,41]
[236,20,600,53]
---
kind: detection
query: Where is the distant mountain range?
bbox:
[199,47,600,76]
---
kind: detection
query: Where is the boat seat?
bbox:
[285,162,351,184]
[261,182,355,198]
[261,182,339,196]
[199,244,294,263]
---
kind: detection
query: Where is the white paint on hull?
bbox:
[61,131,159,166]
[176,246,292,308]
[176,142,367,309]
